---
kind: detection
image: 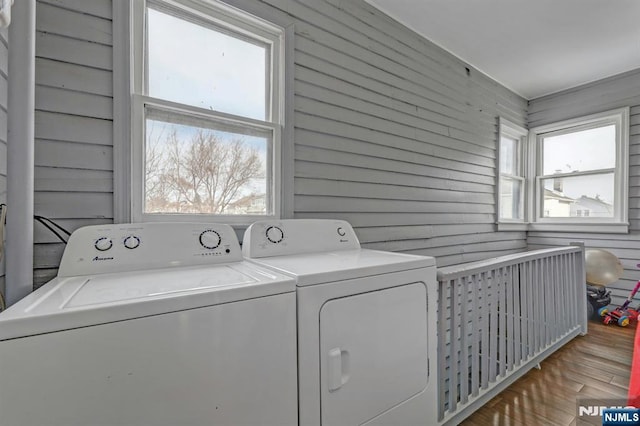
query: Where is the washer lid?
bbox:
[249,249,436,286]
[0,262,294,340]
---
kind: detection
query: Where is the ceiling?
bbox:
[365,0,640,99]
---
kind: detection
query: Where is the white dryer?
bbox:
[243,219,438,426]
[0,222,297,426]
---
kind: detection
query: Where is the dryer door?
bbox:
[320,282,428,426]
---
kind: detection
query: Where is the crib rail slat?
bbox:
[488,270,498,383]
[471,274,480,397]
[449,278,459,413]
[506,266,514,372]
[526,259,534,359]
[460,277,469,405]
[436,244,586,424]
[512,264,521,369]
[498,267,507,378]
[480,271,489,391]
[438,279,449,420]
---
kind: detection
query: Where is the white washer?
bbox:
[243,219,438,426]
[0,222,297,426]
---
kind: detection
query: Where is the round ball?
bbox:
[585,249,623,286]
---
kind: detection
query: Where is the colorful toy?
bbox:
[600,280,640,327]
[587,284,611,319]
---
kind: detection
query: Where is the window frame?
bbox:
[496,118,528,231]
[529,107,630,233]
[127,0,288,225]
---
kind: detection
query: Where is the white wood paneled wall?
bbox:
[0,26,7,294]
[31,0,530,286]
[528,69,640,305]
[33,0,112,285]
[270,0,528,262]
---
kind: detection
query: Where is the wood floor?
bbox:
[461,320,636,426]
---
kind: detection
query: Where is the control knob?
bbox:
[199,230,221,249]
[266,226,284,243]
[123,235,141,250]
[95,237,113,252]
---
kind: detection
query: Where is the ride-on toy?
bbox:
[587,284,611,319]
[600,280,640,327]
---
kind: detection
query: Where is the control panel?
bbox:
[58,223,242,277]
[242,219,361,259]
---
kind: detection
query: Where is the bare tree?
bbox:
[145,131,172,212]
[145,128,264,214]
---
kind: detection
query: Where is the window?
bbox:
[130,0,285,223]
[496,108,629,233]
[497,118,528,229]
[531,108,629,233]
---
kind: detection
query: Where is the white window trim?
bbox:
[113,0,294,225]
[113,0,132,223]
[528,107,630,234]
[496,108,630,234]
[496,118,528,231]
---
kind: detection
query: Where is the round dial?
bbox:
[266,226,284,244]
[199,230,221,249]
[123,235,141,250]
[94,237,113,252]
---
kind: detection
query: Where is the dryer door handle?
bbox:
[327,347,350,392]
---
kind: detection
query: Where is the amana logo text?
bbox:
[92,256,114,262]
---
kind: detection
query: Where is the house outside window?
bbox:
[497,107,629,233]
[130,0,285,224]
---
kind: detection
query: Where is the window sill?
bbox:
[138,213,279,228]
[527,222,629,234]
[497,221,629,234]
[497,222,529,232]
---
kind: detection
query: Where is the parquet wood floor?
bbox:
[461,320,636,426]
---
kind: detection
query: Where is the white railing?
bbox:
[437,244,587,425]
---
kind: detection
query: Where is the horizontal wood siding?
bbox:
[262,0,528,266]
[31,0,529,285]
[33,0,113,287]
[528,69,640,305]
[0,27,7,296]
